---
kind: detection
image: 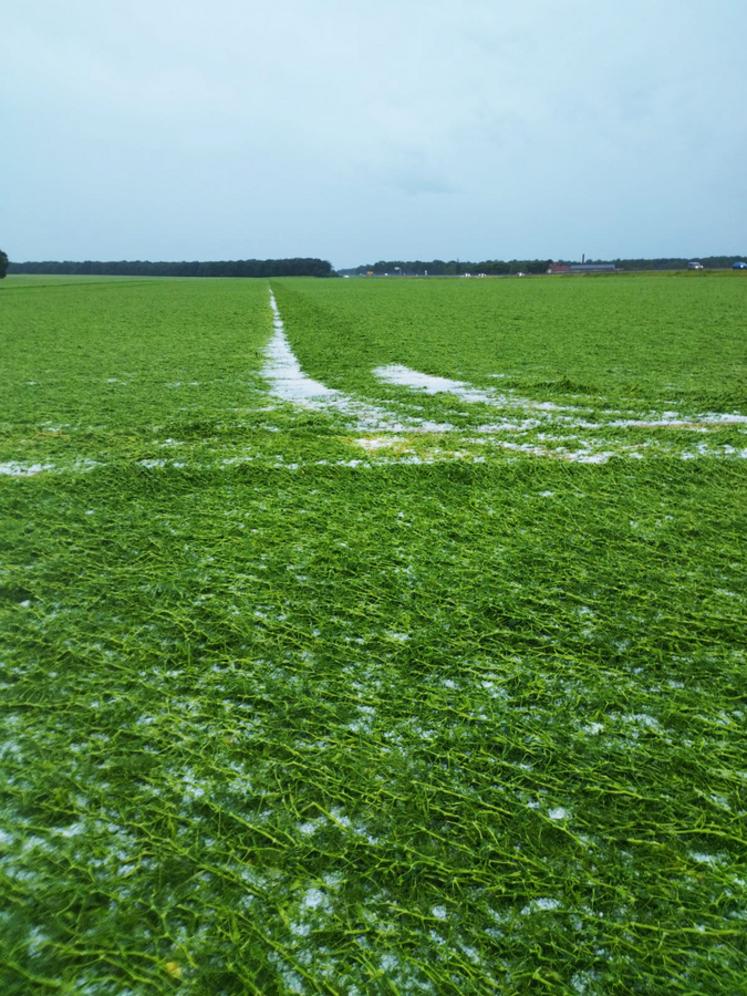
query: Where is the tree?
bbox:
[0,249,8,279]
[5,256,335,278]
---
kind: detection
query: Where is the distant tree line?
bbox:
[7,258,334,278]
[341,259,551,276]
[6,253,746,281]
[594,255,745,271]
[340,255,746,276]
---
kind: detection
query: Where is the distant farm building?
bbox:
[570,263,616,273]
[547,262,616,275]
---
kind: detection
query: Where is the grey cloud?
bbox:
[2,0,746,267]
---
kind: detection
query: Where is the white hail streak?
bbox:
[264,293,453,433]
[606,414,747,429]
[263,295,747,457]
[265,293,338,402]
[355,436,407,450]
[373,363,571,412]
[373,365,747,431]
[0,462,56,477]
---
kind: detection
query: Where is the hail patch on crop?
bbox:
[360,365,747,463]
[374,362,574,412]
[0,461,57,477]
[373,363,747,432]
[2,274,747,991]
[264,292,453,433]
[258,295,747,466]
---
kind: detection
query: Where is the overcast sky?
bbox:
[3,0,746,267]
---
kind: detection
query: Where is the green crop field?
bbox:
[1,272,746,993]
